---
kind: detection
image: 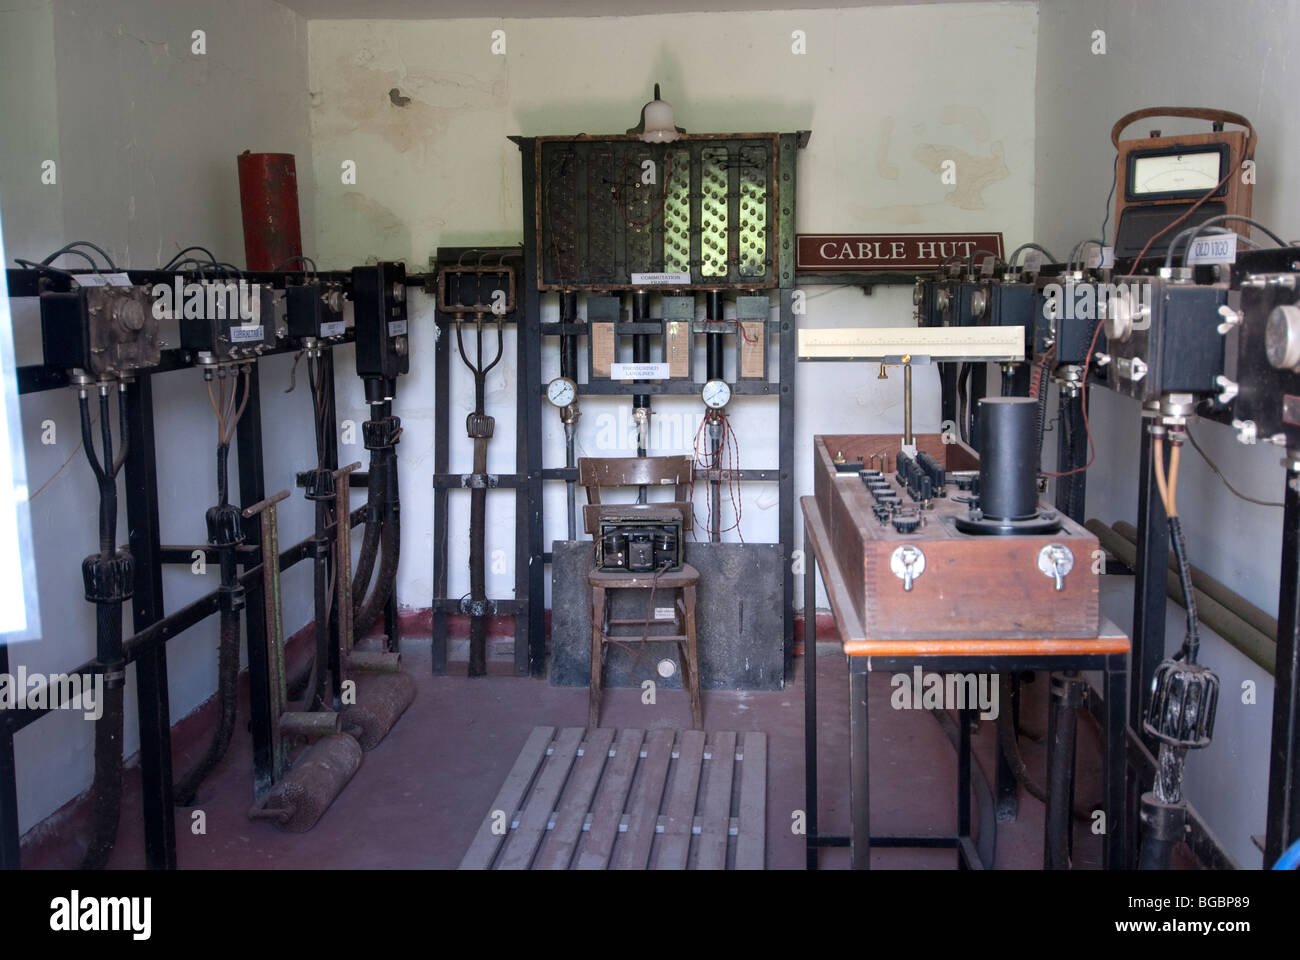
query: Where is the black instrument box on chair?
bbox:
[595,513,683,573]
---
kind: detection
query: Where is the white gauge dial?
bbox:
[1266,305,1300,371]
[702,379,731,409]
[546,376,577,408]
[1131,151,1222,195]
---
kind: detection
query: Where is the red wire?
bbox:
[689,411,744,538]
[1036,145,1247,482]
[703,317,761,343]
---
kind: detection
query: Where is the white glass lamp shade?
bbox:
[640,98,681,143]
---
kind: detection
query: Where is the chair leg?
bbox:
[589,586,605,730]
[682,585,703,729]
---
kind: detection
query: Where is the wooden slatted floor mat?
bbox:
[458,726,767,870]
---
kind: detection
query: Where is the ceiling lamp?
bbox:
[629,83,684,143]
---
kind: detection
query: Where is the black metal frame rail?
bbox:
[0,265,422,869]
[512,133,804,682]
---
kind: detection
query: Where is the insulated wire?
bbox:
[1185,427,1283,508]
[42,241,118,271]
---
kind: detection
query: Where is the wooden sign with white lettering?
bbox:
[796,233,1005,272]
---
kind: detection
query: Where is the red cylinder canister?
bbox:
[236,151,303,271]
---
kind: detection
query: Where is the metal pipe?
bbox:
[236,151,303,272]
[1088,520,1276,675]
[1266,458,1300,865]
[561,291,579,540]
[706,291,724,381]
[632,291,651,459]
[705,291,724,532]
[903,362,913,448]
[564,420,577,540]
[1113,520,1278,643]
[1044,672,1081,869]
[1,507,370,737]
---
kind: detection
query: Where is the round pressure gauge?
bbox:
[546,376,577,408]
[1266,305,1300,371]
[971,288,988,319]
[702,379,731,409]
[912,282,924,307]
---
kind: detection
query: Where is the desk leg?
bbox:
[849,667,870,870]
[1104,658,1128,870]
[804,539,819,871]
[957,705,972,869]
[1044,672,1081,869]
[995,677,1019,822]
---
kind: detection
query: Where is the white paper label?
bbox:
[388,319,407,337]
[76,272,133,287]
[1186,233,1237,265]
[654,607,675,621]
[630,272,690,285]
[610,362,670,380]
[320,320,347,338]
[1082,245,1113,269]
[230,324,264,343]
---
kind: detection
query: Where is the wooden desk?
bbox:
[802,496,1131,869]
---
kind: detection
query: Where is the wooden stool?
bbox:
[578,455,703,730]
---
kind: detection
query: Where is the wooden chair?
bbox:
[579,455,702,730]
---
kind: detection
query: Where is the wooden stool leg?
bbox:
[682,585,702,729]
[589,586,605,730]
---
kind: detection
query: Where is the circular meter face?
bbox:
[546,376,577,407]
[1266,305,1300,371]
[702,379,731,409]
[912,283,924,307]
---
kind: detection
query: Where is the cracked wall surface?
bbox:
[306,5,1039,617]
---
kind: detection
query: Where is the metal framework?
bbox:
[512,132,807,682]
[0,266,408,868]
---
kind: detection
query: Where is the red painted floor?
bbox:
[23,638,1123,870]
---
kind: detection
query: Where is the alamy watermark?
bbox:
[592,407,706,452]
[890,667,999,720]
[151,278,262,322]
[50,890,151,940]
[0,667,104,720]
[1041,280,1153,325]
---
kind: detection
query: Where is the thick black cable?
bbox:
[1168,516,1201,664]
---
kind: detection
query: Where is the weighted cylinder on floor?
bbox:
[342,670,417,751]
[249,733,362,833]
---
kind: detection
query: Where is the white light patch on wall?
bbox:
[0,192,41,640]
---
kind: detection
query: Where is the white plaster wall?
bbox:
[306,3,1040,612]
[1,0,315,834]
[1034,0,1300,866]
